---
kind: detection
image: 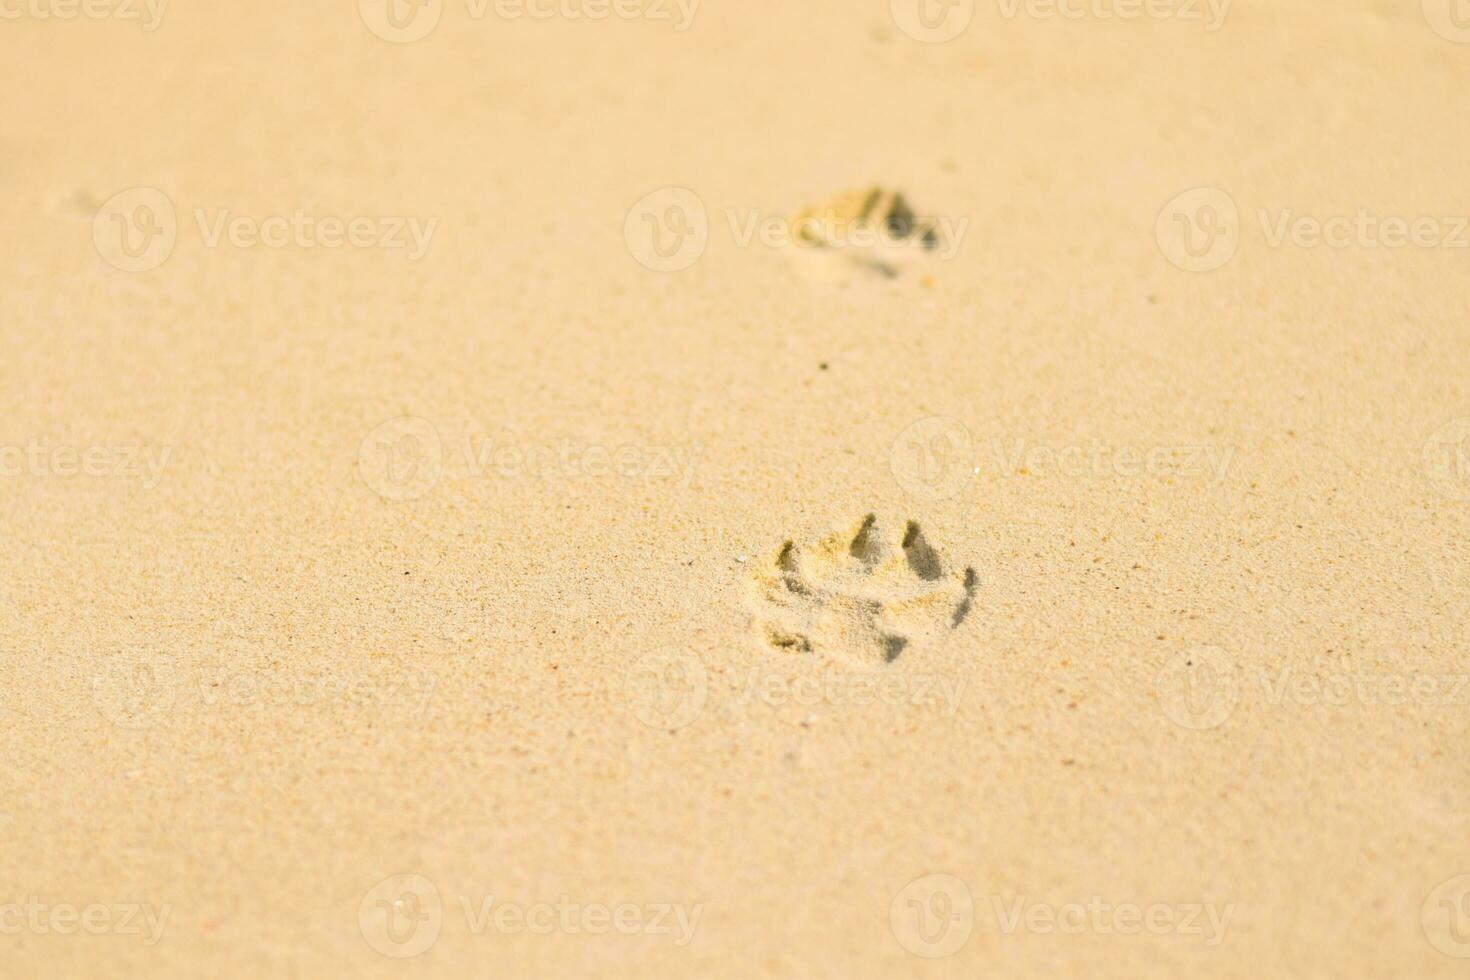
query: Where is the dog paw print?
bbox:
[745,515,977,665]
[788,186,942,279]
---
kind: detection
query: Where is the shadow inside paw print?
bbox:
[746,515,977,666]
[788,186,941,280]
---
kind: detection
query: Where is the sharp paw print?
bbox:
[745,515,977,666]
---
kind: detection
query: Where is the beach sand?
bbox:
[2,0,1469,976]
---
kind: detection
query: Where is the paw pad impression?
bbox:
[788,186,941,279]
[745,515,976,666]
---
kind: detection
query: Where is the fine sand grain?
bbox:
[3,1,1469,977]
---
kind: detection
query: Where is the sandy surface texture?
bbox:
[3,0,1469,976]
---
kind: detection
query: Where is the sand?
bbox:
[3,0,1469,976]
